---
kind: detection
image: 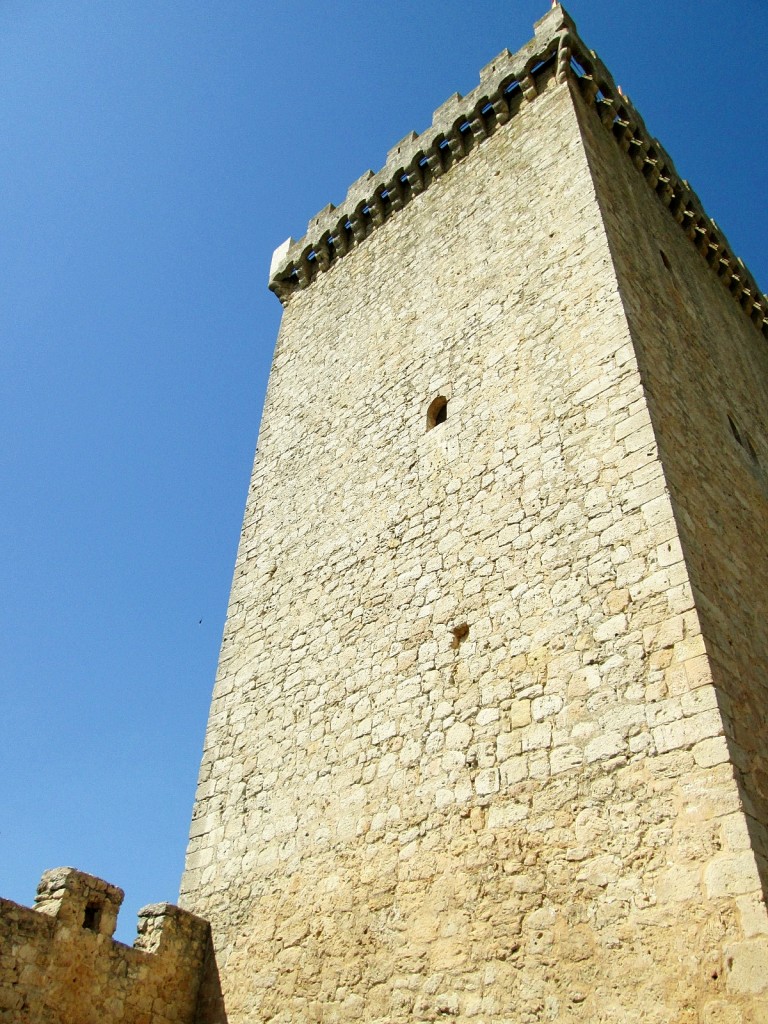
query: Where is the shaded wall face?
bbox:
[573,78,768,875]
[183,73,767,1023]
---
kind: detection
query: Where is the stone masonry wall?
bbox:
[0,867,211,1024]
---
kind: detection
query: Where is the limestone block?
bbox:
[550,744,583,775]
[734,896,768,947]
[653,709,723,753]
[705,852,763,900]
[487,803,528,828]
[693,735,731,768]
[445,722,472,750]
[475,768,500,795]
[584,731,624,763]
[508,699,532,728]
[724,938,768,995]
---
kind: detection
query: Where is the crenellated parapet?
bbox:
[268,3,574,303]
[0,868,212,1024]
[564,34,768,340]
[268,4,767,342]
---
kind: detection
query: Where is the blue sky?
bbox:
[2,1,765,943]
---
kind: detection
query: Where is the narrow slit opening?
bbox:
[426,395,448,431]
[83,903,101,932]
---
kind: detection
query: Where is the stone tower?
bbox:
[181,6,768,1022]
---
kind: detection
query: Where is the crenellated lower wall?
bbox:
[0,868,213,1024]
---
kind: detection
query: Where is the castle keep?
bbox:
[3,5,768,1023]
[181,4,768,1020]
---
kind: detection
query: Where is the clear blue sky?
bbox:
[2,1,765,943]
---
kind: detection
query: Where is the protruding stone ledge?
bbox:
[267,4,767,345]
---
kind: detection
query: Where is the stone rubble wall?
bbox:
[182,16,768,1017]
[0,867,211,1024]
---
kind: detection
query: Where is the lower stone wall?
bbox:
[0,867,211,1024]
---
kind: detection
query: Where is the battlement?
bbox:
[267,4,572,300]
[33,865,125,936]
[566,45,768,340]
[268,4,768,342]
[0,868,211,1024]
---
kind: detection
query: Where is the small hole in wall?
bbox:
[659,249,672,271]
[426,395,448,431]
[728,414,742,446]
[82,903,101,932]
[728,414,760,465]
[451,623,469,648]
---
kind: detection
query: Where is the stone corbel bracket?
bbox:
[268,5,767,344]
